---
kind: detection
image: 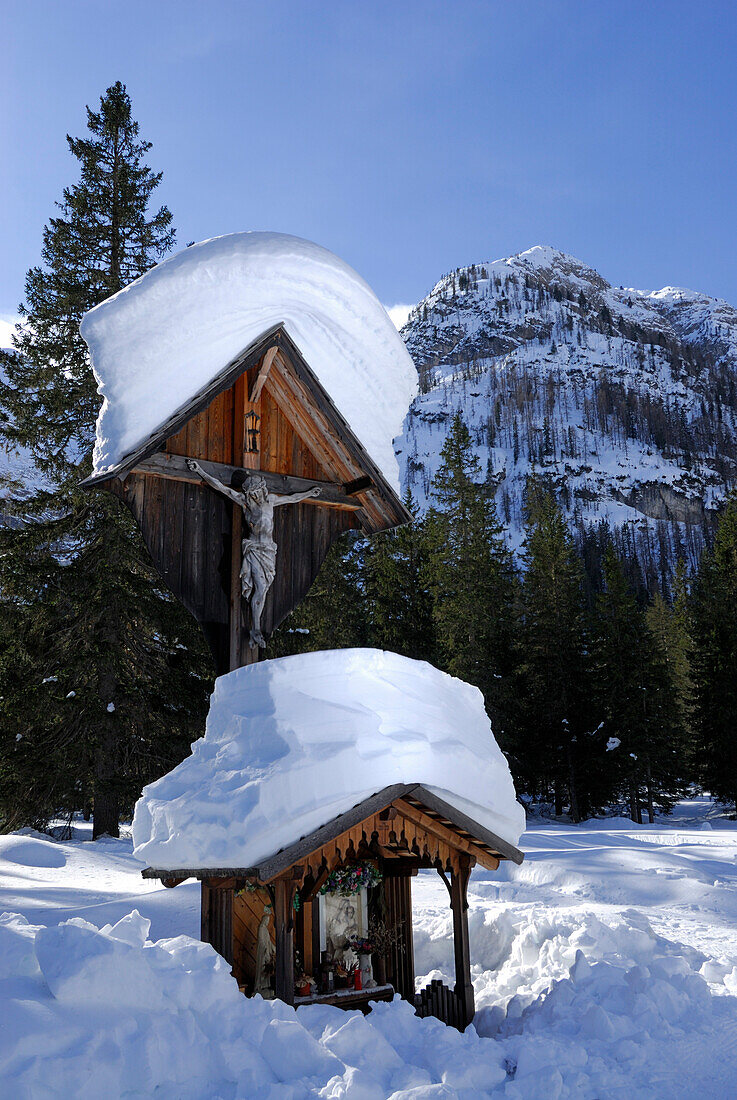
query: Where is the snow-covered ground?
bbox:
[2,796,737,1098]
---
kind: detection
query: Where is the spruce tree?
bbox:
[691,496,737,810]
[591,545,648,821]
[2,83,175,478]
[516,480,592,819]
[0,83,212,837]
[642,588,693,819]
[426,413,517,736]
[365,491,435,662]
[589,545,689,822]
[271,532,370,655]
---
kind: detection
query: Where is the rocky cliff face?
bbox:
[395,246,737,579]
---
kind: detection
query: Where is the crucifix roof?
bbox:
[81,324,410,533]
[80,232,417,496]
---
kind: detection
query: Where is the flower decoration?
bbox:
[348,935,375,954]
[319,862,382,897]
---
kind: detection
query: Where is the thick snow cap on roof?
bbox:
[132,649,525,872]
[80,233,418,491]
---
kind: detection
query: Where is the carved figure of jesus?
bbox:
[185,459,321,647]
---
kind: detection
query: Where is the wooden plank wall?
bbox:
[114,351,359,673]
[231,887,314,993]
[164,376,330,482]
[295,893,315,978]
[268,501,352,634]
[114,471,233,670]
[201,883,234,967]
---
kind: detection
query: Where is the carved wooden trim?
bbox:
[394,798,499,870]
[249,346,278,403]
[141,785,522,885]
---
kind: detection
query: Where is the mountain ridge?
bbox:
[395,245,737,583]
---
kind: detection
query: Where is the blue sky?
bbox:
[3,0,737,338]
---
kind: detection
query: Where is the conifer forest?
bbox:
[1,82,736,839]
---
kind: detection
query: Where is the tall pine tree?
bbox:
[590,544,689,822]
[365,491,435,662]
[426,413,517,736]
[516,479,592,820]
[0,83,212,837]
[691,496,737,811]
[642,587,693,819]
[591,545,649,822]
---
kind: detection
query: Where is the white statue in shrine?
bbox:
[254,904,275,998]
[185,459,321,647]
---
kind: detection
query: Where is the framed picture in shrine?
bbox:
[318,888,369,963]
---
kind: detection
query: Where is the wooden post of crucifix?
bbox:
[82,327,410,674]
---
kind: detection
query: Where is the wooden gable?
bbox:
[83,326,410,672]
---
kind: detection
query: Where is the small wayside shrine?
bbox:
[132,650,525,1030]
[80,233,415,672]
[81,233,525,1031]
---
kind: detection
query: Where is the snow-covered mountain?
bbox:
[395,246,737,577]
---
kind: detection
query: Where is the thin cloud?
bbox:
[384,303,414,331]
[0,315,21,349]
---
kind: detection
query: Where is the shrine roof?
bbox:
[140,782,524,884]
[132,649,526,876]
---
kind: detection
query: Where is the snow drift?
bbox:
[132,648,525,871]
[3,797,737,1096]
[80,232,417,490]
[1,901,731,1099]
[0,907,513,1097]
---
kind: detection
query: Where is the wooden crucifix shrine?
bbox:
[143,783,524,1030]
[82,325,410,672]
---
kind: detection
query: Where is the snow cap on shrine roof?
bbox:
[80,233,418,493]
[132,649,526,876]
